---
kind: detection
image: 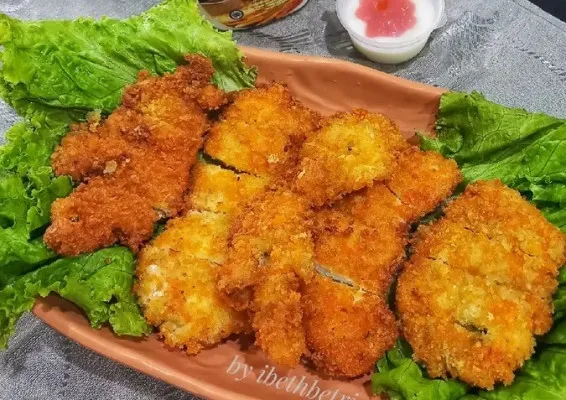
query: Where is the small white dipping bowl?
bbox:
[337,0,447,64]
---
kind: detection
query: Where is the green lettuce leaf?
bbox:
[0,247,150,349]
[0,119,72,288]
[0,0,255,117]
[421,92,566,231]
[372,340,469,400]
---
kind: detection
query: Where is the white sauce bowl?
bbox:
[337,0,446,64]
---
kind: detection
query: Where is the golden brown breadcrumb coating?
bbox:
[311,146,462,294]
[217,189,314,367]
[204,83,320,181]
[398,253,537,389]
[445,180,565,335]
[387,148,463,222]
[45,55,226,256]
[186,162,268,217]
[336,147,462,229]
[252,273,306,367]
[445,180,565,268]
[294,109,409,206]
[397,180,566,389]
[135,211,247,354]
[202,83,321,367]
[313,211,406,294]
[304,209,403,378]
[136,160,273,355]
[303,274,398,378]
[303,146,462,377]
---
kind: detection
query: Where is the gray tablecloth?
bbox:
[1,0,565,399]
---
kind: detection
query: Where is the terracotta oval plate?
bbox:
[32,47,444,400]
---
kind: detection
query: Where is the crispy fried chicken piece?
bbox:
[445,180,565,268]
[136,163,271,354]
[397,180,566,389]
[303,147,462,378]
[47,178,157,254]
[202,83,321,366]
[398,252,538,389]
[186,162,268,216]
[335,147,462,229]
[294,110,409,206]
[253,273,306,367]
[135,211,247,354]
[204,83,321,181]
[304,209,403,378]
[314,210,406,294]
[444,180,565,334]
[45,55,226,256]
[386,148,462,222]
[217,189,315,367]
[303,274,398,378]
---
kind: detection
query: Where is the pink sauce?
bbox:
[356,0,417,38]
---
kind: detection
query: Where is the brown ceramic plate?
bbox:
[32,47,444,400]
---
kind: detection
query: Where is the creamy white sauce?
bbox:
[343,0,436,42]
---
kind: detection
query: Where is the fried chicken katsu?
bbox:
[314,148,462,292]
[45,55,226,256]
[294,110,409,206]
[204,83,320,181]
[135,211,247,354]
[313,210,406,294]
[397,180,566,389]
[217,189,315,367]
[186,162,268,216]
[302,147,462,377]
[136,163,268,353]
[128,73,464,376]
[335,147,463,230]
[303,275,398,378]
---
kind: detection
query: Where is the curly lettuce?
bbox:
[372,340,468,400]
[422,91,566,231]
[0,0,255,116]
[0,118,73,288]
[0,247,150,348]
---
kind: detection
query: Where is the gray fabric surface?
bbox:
[1,0,565,399]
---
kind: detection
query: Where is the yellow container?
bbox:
[199,0,309,30]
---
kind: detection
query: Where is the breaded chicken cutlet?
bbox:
[200,84,321,366]
[133,72,465,376]
[45,55,227,256]
[303,148,462,378]
[186,162,269,216]
[204,83,321,181]
[217,189,315,367]
[136,163,268,353]
[315,149,462,292]
[139,83,319,364]
[397,180,566,389]
[294,110,409,206]
[303,274,398,378]
[135,211,246,353]
[313,209,406,295]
